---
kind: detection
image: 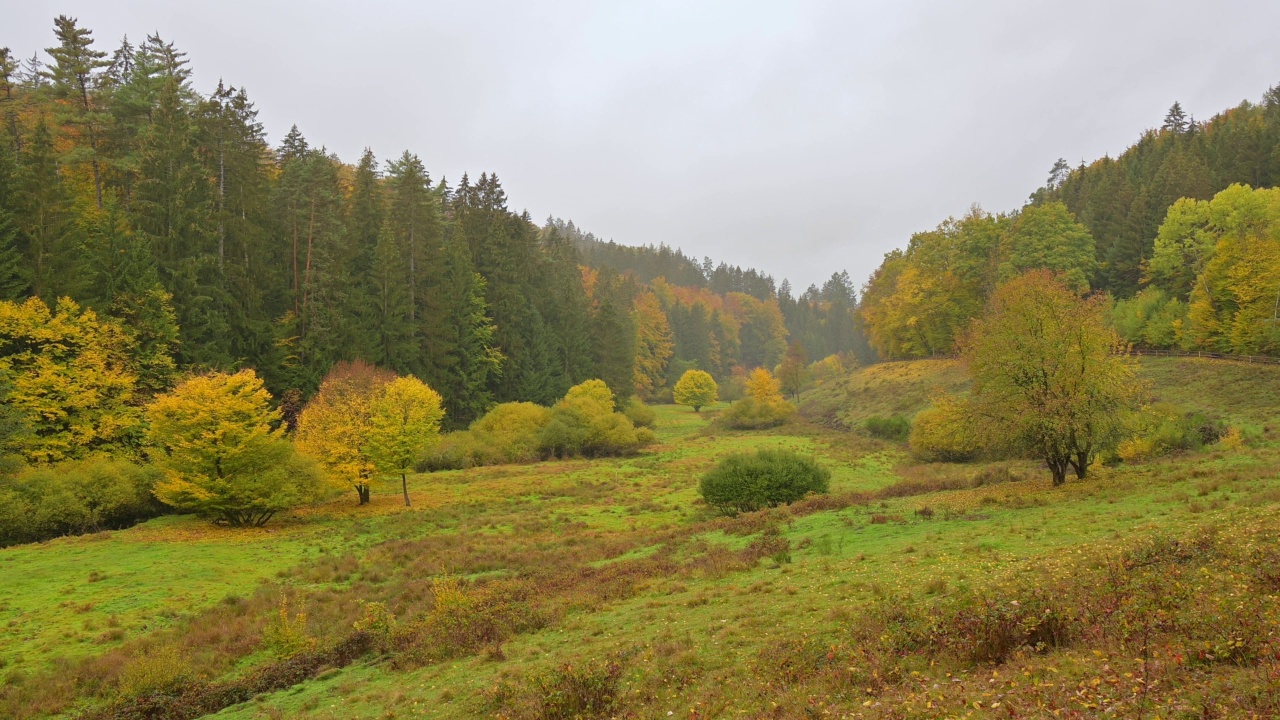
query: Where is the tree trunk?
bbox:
[401,472,411,507]
[1071,449,1091,479]
[357,484,370,505]
[1048,460,1067,486]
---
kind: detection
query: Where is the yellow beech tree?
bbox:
[673,369,718,412]
[146,370,322,527]
[295,361,396,504]
[744,367,783,403]
[0,297,142,462]
[367,376,445,507]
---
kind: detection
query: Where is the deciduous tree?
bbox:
[963,270,1142,485]
[295,360,395,504]
[673,369,717,412]
[146,370,320,526]
[367,375,445,507]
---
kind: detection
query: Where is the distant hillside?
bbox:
[802,355,1280,443]
[860,84,1280,361]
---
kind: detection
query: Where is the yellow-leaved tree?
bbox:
[0,297,142,462]
[146,370,323,527]
[632,291,674,400]
[295,361,396,504]
[964,270,1143,485]
[722,367,795,429]
[673,369,718,412]
[366,376,445,507]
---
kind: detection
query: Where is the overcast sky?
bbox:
[7,1,1280,290]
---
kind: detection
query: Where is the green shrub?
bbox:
[865,414,910,441]
[0,458,163,547]
[623,398,657,428]
[720,398,795,430]
[417,433,476,472]
[698,449,830,515]
[470,402,552,464]
[909,397,981,462]
[1116,403,1224,463]
[539,380,649,458]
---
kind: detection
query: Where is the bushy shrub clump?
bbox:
[1116,402,1226,462]
[623,398,657,428]
[721,367,795,429]
[865,414,910,441]
[0,458,163,546]
[909,396,981,462]
[698,449,830,515]
[540,380,653,458]
[720,397,796,429]
[420,381,653,470]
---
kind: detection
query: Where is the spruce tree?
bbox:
[44,16,110,209]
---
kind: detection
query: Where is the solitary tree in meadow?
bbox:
[964,270,1143,485]
[673,369,717,412]
[366,375,445,507]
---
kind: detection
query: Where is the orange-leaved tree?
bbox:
[296,360,397,504]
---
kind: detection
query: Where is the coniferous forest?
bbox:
[0,18,866,438]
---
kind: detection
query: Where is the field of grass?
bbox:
[2,357,1279,719]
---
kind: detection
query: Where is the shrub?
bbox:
[698,449,830,515]
[623,397,657,428]
[470,402,552,465]
[909,396,981,462]
[0,458,162,547]
[539,380,649,458]
[1116,403,1226,462]
[865,414,910,441]
[720,397,796,429]
[417,433,476,472]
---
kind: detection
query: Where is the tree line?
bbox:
[862,88,1280,359]
[0,16,866,443]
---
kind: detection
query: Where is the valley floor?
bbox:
[2,357,1279,719]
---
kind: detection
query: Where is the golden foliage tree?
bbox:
[964,270,1143,485]
[673,369,717,412]
[0,296,142,462]
[146,370,322,526]
[295,360,396,504]
[744,367,783,403]
[367,375,445,507]
[632,291,674,400]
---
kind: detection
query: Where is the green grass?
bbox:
[3,358,1279,719]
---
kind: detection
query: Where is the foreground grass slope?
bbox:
[1,358,1277,719]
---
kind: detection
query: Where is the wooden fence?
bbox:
[1127,348,1280,366]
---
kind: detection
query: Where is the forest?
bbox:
[0,17,865,444]
[860,93,1280,359]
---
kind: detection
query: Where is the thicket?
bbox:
[0,458,161,546]
[421,381,654,470]
[720,368,795,429]
[864,414,910,442]
[698,449,830,514]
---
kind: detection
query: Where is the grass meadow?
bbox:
[2,357,1279,719]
